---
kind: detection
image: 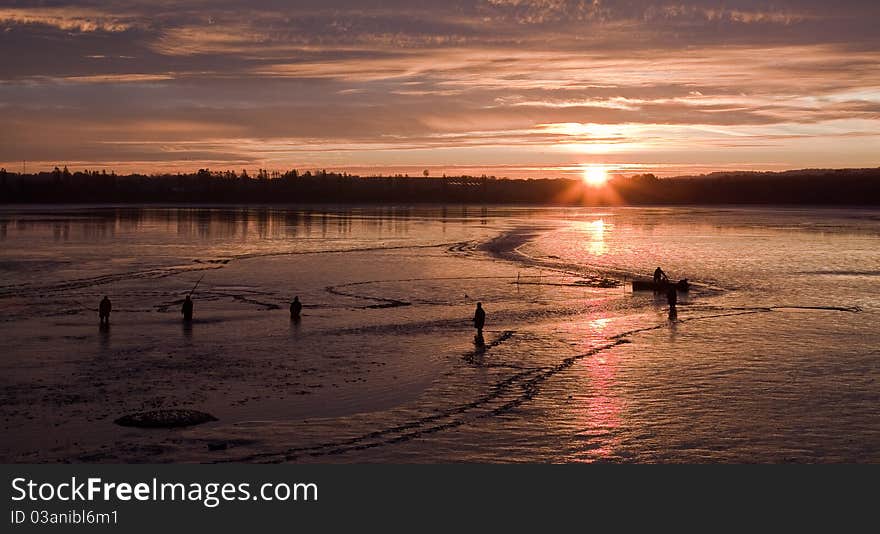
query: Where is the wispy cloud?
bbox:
[0,7,136,32]
[1,1,879,176]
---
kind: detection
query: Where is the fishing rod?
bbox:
[188,272,207,297]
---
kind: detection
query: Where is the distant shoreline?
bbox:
[2,167,879,205]
[2,203,880,211]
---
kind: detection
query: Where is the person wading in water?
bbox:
[99,296,112,325]
[667,285,678,321]
[182,294,194,321]
[473,302,486,339]
[290,296,302,319]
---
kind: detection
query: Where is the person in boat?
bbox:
[290,296,302,319]
[653,267,669,284]
[667,285,678,320]
[182,295,194,321]
[473,302,486,338]
[99,296,112,325]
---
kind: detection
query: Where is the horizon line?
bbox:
[4,164,880,181]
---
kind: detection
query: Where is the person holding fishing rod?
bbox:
[182,273,205,321]
[182,295,194,321]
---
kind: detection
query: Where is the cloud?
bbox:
[0,7,137,32]
[1,1,879,176]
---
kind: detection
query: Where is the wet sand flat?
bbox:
[1,206,878,462]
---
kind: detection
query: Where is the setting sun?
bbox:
[583,166,609,187]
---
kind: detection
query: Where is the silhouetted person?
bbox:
[290,296,302,319]
[182,295,193,321]
[667,285,677,320]
[653,267,668,285]
[99,296,112,325]
[473,302,486,337]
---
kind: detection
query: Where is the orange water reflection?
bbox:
[579,219,608,257]
[573,315,623,461]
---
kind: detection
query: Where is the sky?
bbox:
[1,0,879,178]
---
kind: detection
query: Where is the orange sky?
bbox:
[1,1,879,178]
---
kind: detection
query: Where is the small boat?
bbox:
[631,279,690,292]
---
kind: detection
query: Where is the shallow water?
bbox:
[0,205,877,462]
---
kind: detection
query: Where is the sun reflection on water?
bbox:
[573,314,624,461]
[579,219,608,256]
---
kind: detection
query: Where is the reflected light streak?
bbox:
[579,219,608,256]
[573,314,624,461]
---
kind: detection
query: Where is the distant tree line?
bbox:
[1,166,879,205]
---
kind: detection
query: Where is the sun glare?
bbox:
[583,166,609,187]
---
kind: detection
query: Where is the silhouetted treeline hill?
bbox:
[1,167,880,205]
